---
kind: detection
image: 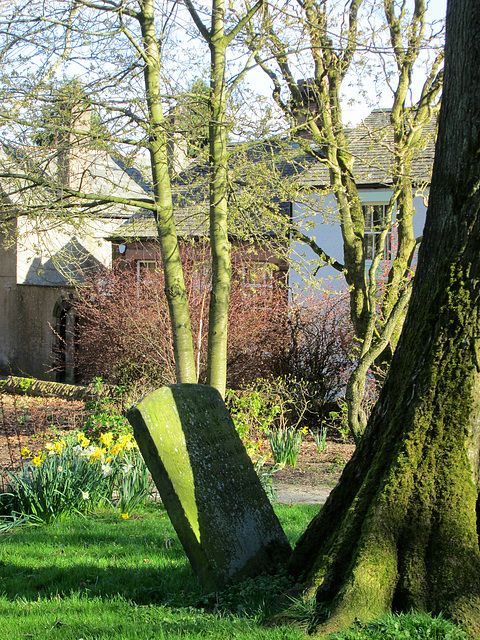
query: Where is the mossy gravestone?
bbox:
[127,383,291,591]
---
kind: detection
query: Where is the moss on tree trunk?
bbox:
[287,0,480,635]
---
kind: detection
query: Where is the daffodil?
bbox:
[99,432,114,448]
[45,442,55,454]
[101,463,112,477]
[89,446,106,462]
[20,447,30,458]
[117,434,137,451]
[54,440,65,453]
[76,432,85,443]
[32,455,43,467]
[120,512,129,519]
[81,491,89,500]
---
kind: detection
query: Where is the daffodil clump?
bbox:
[268,426,305,468]
[1,430,152,525]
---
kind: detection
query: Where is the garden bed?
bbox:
[0,392,355,493]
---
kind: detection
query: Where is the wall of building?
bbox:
[0,217,120,381]
[289,188,427,298]
[0,281,76,381]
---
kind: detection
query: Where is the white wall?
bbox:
[289,188,428,298]
[16,217,121,286]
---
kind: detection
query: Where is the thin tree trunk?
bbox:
[138,0,197,383]
[288,0,480,635]
[205,0,231,397]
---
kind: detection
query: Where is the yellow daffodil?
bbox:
[111,444,121,456]
[89,446,106,462]
[32,455,43,467]
[120,512,129,519]
[118,433,137,450]
[54,440,65,453]
[80,437,90,448]
[76,432,85,443]
[99,432,114,448]
[20,447,30,458]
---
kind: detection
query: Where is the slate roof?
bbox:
[302,109,436,187]
[113,140,314,240]
[0,144,146,219]
[101,108,437,240]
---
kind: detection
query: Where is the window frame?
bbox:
[362,203,393,261]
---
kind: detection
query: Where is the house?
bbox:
[0,142,149,382]
[289,109,436,294]
[0,109,435,382]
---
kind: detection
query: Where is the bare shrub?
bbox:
[74,245,290,391]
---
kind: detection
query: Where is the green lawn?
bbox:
[0,503,468,639]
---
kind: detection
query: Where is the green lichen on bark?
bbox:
[287,262,480,636]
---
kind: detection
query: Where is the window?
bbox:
[136,260,158,286]
[362,204,392,260]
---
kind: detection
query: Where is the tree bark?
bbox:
[288,0,480,635]
[205,0,231,398]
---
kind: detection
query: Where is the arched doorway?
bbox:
[53,296,78,384]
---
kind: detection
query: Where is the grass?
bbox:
[0,502,468,640]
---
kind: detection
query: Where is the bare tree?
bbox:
[0,0,261,394]
[245,0,444,439]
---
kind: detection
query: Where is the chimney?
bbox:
[292,79,321,139]
[56,103,92,192]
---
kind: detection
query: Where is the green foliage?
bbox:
[249,451,284,502]
[201,568,295,620]
[0,508,467,639]
[16,377,35,393]
[225,386,280,441]
[279,594,330,632]
[115,449,154,514]
[327,611,469,639]
[310,426,328,453]
[83,377,132,440]
[227,375,312,440]
[326,398,351,443]
[1,448,112,524]
[268,427,305,468]
[84,410,132,440]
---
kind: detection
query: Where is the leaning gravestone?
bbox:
[127,383,291,591]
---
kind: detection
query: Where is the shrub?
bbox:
[280,291,355,421]
[74,245,290,389]
[268,426,305,468]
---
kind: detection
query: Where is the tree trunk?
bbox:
[205,0,231,398]
[138,0,197,384]
[288,0,480,635]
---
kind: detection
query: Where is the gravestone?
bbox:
[127,383,291,591]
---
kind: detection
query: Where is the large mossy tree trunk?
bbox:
[288,0,480,635]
